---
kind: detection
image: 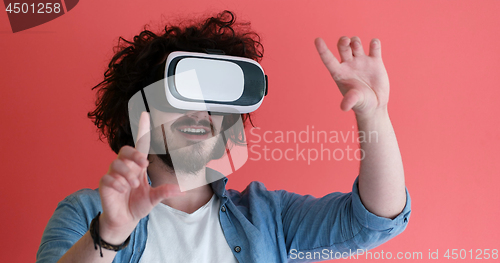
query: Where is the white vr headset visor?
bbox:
[162,51,267,114]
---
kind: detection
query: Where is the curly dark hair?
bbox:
[88,10,263,154]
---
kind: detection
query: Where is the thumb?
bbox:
[340,89,364,112]
[149,183,185,206]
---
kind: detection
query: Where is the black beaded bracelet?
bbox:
[89,212,131,257]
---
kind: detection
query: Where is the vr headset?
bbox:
[165,50,267,113]
[138,49,268,116]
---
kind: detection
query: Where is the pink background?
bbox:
[1,0,499,262]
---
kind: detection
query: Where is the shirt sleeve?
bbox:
[279,176,411,261]
[36,190,100,263]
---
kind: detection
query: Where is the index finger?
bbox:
[315,37,340,74]
[136,111,151,156]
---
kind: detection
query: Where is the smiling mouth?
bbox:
[170,114,216,141]
[178,127,208,135]
[174,125,212,141]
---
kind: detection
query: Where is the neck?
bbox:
[147,155,214,214]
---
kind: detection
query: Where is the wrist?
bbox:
[89,212,131,257]
[355,106,389,125]
[98,213,136,245]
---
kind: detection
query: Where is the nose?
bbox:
[185,111,211,120]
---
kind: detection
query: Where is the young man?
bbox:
[37,10,411,263]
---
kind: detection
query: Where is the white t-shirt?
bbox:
[139,194,238,263]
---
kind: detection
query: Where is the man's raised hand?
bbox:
[98,112,182,245]
[315,37,390,118]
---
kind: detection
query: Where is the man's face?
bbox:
[149,108,224,174]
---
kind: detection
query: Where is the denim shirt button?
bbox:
[221,206,226,212]
[234,246,241,253]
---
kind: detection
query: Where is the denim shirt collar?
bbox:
[206,167,229,199]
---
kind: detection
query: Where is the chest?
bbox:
[138,195,239,263]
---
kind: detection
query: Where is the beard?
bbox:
[149,117,224,175]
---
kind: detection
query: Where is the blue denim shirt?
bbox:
[37,169,411,263]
